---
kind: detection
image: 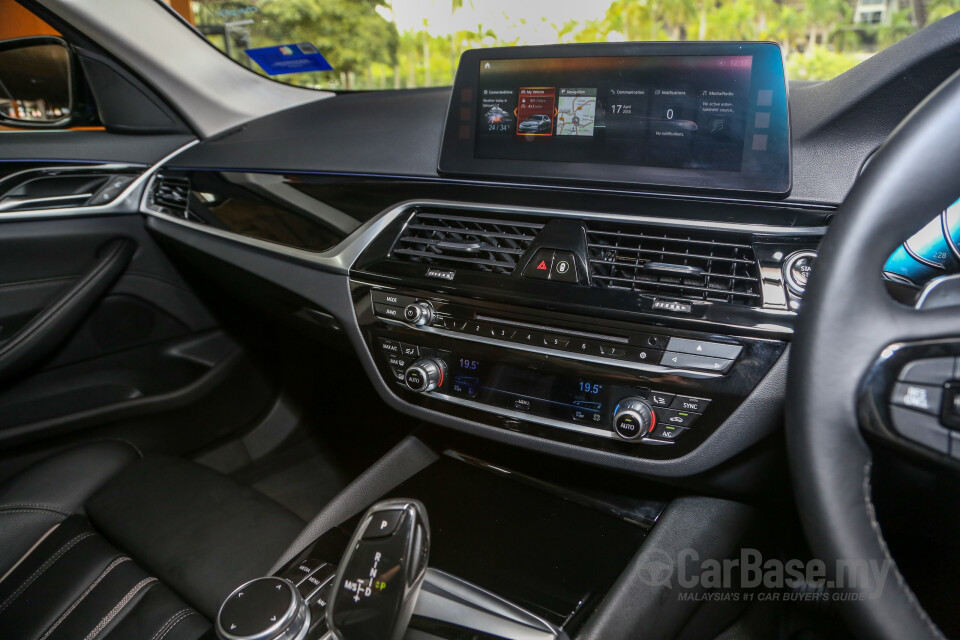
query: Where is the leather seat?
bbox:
[0,441,306,640]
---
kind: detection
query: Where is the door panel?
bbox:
[0,212,274,460]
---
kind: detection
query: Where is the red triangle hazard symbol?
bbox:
[536,260,547,270]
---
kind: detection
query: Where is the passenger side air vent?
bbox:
[585,222,762,305]
[392,209,545,274]
[149,174,193,220]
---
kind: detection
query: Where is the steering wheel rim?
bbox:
[787,68,960,640]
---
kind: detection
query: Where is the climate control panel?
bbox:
[355,283,786,458]
[375,335,714,445]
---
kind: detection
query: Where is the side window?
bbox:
[0,0,85,130]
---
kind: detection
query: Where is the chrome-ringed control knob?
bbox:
[404,358,446,393]
[216,577,309,640]
[613,397,656,441]
[403,302,434,326]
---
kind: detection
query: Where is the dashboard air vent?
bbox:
[150,175,192,219]
[585,222,762,305]
[392,209,545,274]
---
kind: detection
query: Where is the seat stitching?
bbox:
[37,557,131,640]
[158,611,198,640]
[0,531,95,615]
[0,508,68,516]
[861,460,946,640]
[83,577,158,640]
[151,609,195,640]
[0,504,71,516]
[0,522,61,587]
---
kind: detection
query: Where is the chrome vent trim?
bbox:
[149,174,192,220]
[391,209,545,274]
[585,222,762,305]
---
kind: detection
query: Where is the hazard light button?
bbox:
[522,249,554,280]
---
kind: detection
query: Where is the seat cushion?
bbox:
[0,442,307,639]
[85,454,305,619]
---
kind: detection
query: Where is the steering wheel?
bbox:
[787,68,960,640]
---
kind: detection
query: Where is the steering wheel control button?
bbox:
[613,398,656,440]
[661,351,734,373]
[522,249,554,280]
[371,291,416,309]
[890,406,950,454]
[666,337,742,360]
[671,395,711,413]
[216,577,307,640]
[551,251,579,283]
[891,383,943,415]
[941,383,960,429]
[362,510,405,540]
[647,391,675,408]
[783,250,817,295]
[897,357,955,385]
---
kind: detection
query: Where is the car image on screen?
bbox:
[518,114,552,133]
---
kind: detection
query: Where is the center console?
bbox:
[348,201,816,464]
[217,450,663,640]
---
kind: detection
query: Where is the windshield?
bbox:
[163,0,960,90]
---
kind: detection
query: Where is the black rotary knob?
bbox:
[403,302,434,326]
[216,577,308,640]
[404,358,445,393]
[613,397,656,440]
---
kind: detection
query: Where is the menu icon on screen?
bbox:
[557,88,597,136]
[517,87,556,135]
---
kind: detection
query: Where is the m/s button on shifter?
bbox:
[327,499,430,640]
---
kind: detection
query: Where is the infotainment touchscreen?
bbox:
[438,43,790,195]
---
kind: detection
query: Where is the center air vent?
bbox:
[585,222,762,306]
[149,174,191,219]
[392,209,544,274]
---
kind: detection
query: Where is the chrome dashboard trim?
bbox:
[141,197,828,278]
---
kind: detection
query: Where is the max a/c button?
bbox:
[362,509,405,539]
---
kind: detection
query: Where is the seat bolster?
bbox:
[0,441,140,579]
[0,441,141,516]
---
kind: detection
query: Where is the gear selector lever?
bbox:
[326,499,430,640]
